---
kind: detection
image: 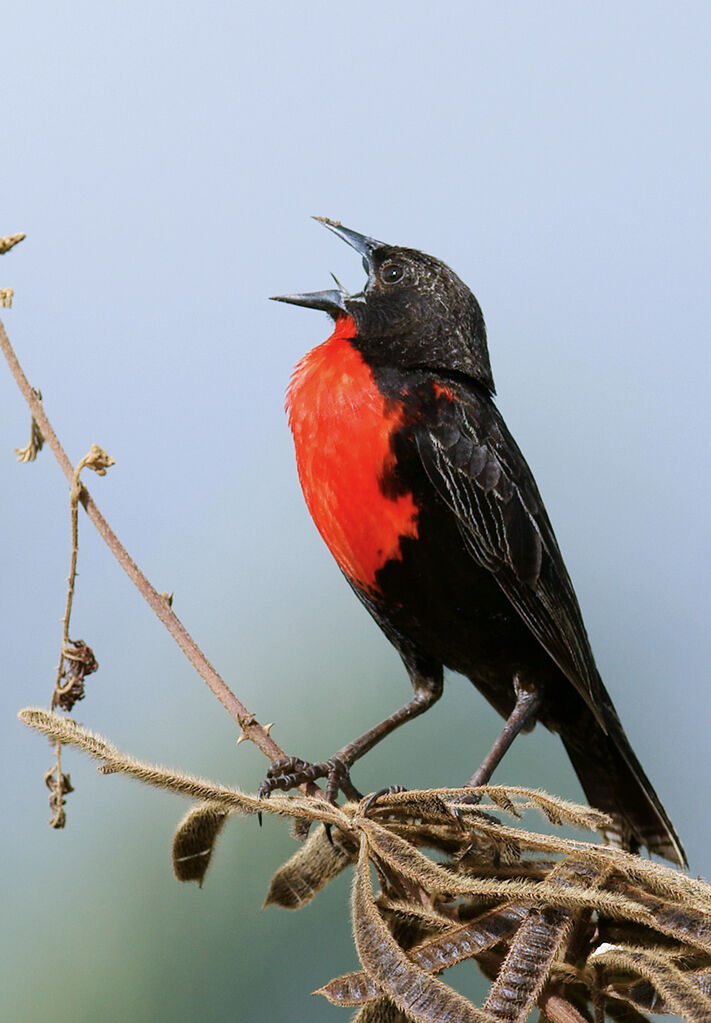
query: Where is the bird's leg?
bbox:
[465,675,543,789]
[259,672,443,803]
[322,674,443,801]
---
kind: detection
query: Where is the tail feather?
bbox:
[560,699,686,867]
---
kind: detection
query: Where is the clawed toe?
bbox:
[258,756,317,799]
[363,784,408,815]
[258,753,363,804]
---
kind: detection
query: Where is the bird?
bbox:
[262,217,685,866]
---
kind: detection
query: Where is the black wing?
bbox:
[415,380,607,725]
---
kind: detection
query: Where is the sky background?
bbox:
[2,3,710,1021]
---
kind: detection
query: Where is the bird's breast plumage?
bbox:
[286,315,418,593]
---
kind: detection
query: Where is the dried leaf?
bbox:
[172,802,229,885]
[414,905,528,975]
[377,897,453,934]
[264,824,356,909]
[54,638,98,711]
[483,906,572,1021]
[15,400,44,462]
[316,968,380,1006]
[0,232,25,254]
[77,443,115,477]
[465,787,610,832]
[362,820,473,897]
[485,789,520,817]
[318,904,527,1007]
[365,790,461,827]
[352,839,490,1023]
[19,710,711,1022]
[607,878,711,955]
[363,819,653,924]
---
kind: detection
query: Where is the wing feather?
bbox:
[415,384,605,723]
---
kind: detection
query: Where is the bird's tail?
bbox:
[560,696,686,867]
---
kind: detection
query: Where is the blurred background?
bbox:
[2,2,709,1020]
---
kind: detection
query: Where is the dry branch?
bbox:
[19,708,711,1022]
[0,311,315,774]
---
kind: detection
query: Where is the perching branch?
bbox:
[19,708,711,1023]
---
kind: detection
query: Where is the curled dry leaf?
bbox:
[264,824,357,909]
[78,443,115,477]
[54,638,98,711]
[317,904,527,1007]
[19,709,711,1022]
[483,905,572,1020]
[172,802,230,885]
[0,232,25,254]
[351,840,491,1023]
[15,412,44,462]
[605,878,711,954]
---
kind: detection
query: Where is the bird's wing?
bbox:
[414,382,606,722]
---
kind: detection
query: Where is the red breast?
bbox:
[286,315,419,593]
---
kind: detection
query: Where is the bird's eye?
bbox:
[380,261,404,284]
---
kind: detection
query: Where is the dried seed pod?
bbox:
[172,802,229,885]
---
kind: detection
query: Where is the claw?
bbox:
[324,822,334,846]
[258,752,362,803]
[363,784,408,815]
[450,806,465,830]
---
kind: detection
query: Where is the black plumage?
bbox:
[267,219,685,866]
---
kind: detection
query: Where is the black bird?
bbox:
[263,218,685,866]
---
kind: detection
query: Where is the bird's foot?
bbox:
[258,754,363,803]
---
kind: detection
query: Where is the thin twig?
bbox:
[0,314,294,768]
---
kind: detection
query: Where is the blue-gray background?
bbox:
[2,3,709,1020]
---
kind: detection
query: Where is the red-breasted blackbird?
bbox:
[263,218,685,865]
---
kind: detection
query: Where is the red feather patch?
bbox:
[286,316,419,593]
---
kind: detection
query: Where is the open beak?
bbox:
[270,218,383,315]
[270,288,349,316]
[311,217,384,266]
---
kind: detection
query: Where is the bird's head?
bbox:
[272,218,495,394]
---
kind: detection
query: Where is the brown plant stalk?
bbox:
[19,708,711,1023]
[0,311,301,772]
